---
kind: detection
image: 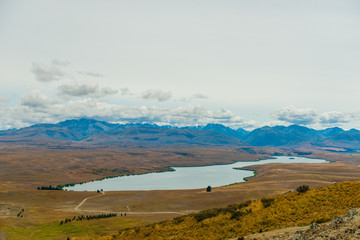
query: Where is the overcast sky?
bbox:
[1,0,360,130]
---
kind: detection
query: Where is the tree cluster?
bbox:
[37,185,63,190]
[60,213,117,225]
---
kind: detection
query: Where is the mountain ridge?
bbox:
[0,118,359,150]
[0,119,246,147]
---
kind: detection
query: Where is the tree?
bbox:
[206,186,212,192]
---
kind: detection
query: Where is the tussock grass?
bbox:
[106,181,360,240]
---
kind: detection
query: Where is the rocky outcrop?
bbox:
[288,209,360,240]
[246,209,360,240]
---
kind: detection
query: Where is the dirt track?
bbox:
[74,191,188,215]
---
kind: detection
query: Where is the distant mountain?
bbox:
[0,119,119,142]
[0,119,359,150]
[243,125,323,147]
[319,130,360,150]
[83,127,245,147]
[243,125,360,150]
[200,123,249,140]
[318,127,345,137]
[0,119,245,147]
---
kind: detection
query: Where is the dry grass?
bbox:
[2,144,360,239]
[105,181,360,240]
[0,145,264,190]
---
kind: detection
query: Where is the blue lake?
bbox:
[64,156,329,191]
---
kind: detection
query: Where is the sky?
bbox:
[0,0,360,130]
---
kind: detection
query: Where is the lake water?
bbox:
[64,156,329,191]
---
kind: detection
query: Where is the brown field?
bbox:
[2,144,360,239]
[0,145,267,190]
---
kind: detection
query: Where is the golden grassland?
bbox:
[2,145,360,239]
[2,162,360,239]
[101,181,360,240]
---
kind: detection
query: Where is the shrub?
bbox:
[296,185,310,193]
[194,209,219,222]
[230,211,247,220]
[238,200,252,209]
[261,198,274,208]
[173,216,185,224]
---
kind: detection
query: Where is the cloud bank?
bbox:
[272,106,357,127]
[0,92,256,130]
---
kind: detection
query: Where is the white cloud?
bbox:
[119,88,133,96]
[272,106,358,127]
[0,93,257,130]
[142,89,172,102]
[58,82,118,98]
[192,93,208,99]
[52,59,70,67]
[177,93,208,102]
[78,71,104,78]
[272,106,318,125]
[20,90,60,108]
[319,111,357,124]
[31,63,66,82]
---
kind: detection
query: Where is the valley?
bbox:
[2,120,360,239]
[3,1,359,239]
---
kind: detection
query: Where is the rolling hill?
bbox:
[100,181,360,240]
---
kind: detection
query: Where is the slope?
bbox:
[102,181,360,240]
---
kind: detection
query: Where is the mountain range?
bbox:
[0,118,359,150]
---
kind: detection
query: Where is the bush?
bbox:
[230,211,247,220]
[261,198,274,208]
[296,185,310,193]
[173,216,185,224]
[194,209,219,222]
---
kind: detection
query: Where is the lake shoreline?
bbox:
[64,156,329,192]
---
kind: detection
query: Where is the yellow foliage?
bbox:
[100,181,360,240]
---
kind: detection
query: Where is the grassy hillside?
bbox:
[101,181,360,240]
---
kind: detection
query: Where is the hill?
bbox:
[101,181,360,240]
[252,208,360,240]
